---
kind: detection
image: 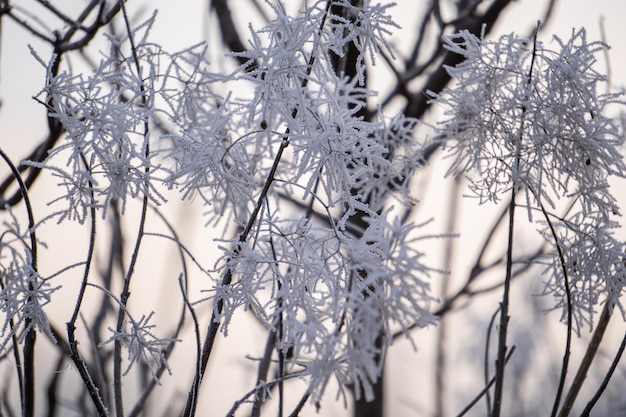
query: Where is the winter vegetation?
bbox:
[0,1,624,416]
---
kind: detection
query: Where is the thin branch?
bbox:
[557,302,612,417]
[490,193,516,417]
[250,329,277,417]
[65,155,108,416]
[541,201,574,417]
[127,207,192,417]
[226,372,305,417]
[491,24,540,417]
[113,3,151,416]
[404,0,514,122]
[181,136,290,417]
[0,148,39,417]
[159,275,202,417]
[181,4,335,414]
[407,1,435,64]
[35,0,90,31]
[0,1,122,210]
[580,332,626,417]
[392,195,545,341]
[44,354,65,417]
[456,346,516,417]
[56,2,121,52]
[251,200,284,417]
[288,392,310,417]
[484,307,501,416]
[3,9,54,44]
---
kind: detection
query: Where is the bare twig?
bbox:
[182,4,335,414]
[288,391,311,417]
[112,3,152,415]
[127,207,192,417]
[580,332,626,417]
[0,148,38,417]
[540,201,574,417]
[65,155,108,416]
[491,24,540,417]
[250,328,278,417]
[557,302,612,417]
[484,307,501,416]
[456,346,516,417]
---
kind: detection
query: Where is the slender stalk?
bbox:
[182,137,289,417]
[491,25,540,417]
[112,205,149,417]
[288,392,310,417]
[557,302,612,417]
[490,189,517,417]
[540,202,574,417]
[182,4,335,414]
[580,332,626,417]
[127,208,192,417]
[66,155,108,416]
[7,316,24,412]
[226,373,304,417]
[484,307,501,415]
[250,329,277,417]
[457,347,516,417]
[113,3,152,415]
[0,149,38,417]
[250,202,286,417]
[392,203,515,340]
[163,275,202,417]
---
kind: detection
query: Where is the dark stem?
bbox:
[113,2,152,415]
[288,392,310,417]
[182,3,334,414]
[127,208,192,417]
[580,331,626,417]
[490,190,517,417]
[0,148,39,417]
[540,202,574,417]
[182,136,289,417]
[65,155,108,416]
[456,347,516,417]
[44,354,65,417]
[250,329,278,417]
[490,25,539,417]
[557,302,612,417]
[484,307,501,415]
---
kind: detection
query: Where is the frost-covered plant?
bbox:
[2,0,625,416]
[99,304,176,383]
[0,249,58,351]
[164,1,435,406]
[432,26,626,417]
[29,26,166,222]
[432,27,626,330]
[16,0,436,414]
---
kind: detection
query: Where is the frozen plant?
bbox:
[432,27,625,329]
[0,1,624,417]
[432,26,626,416]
